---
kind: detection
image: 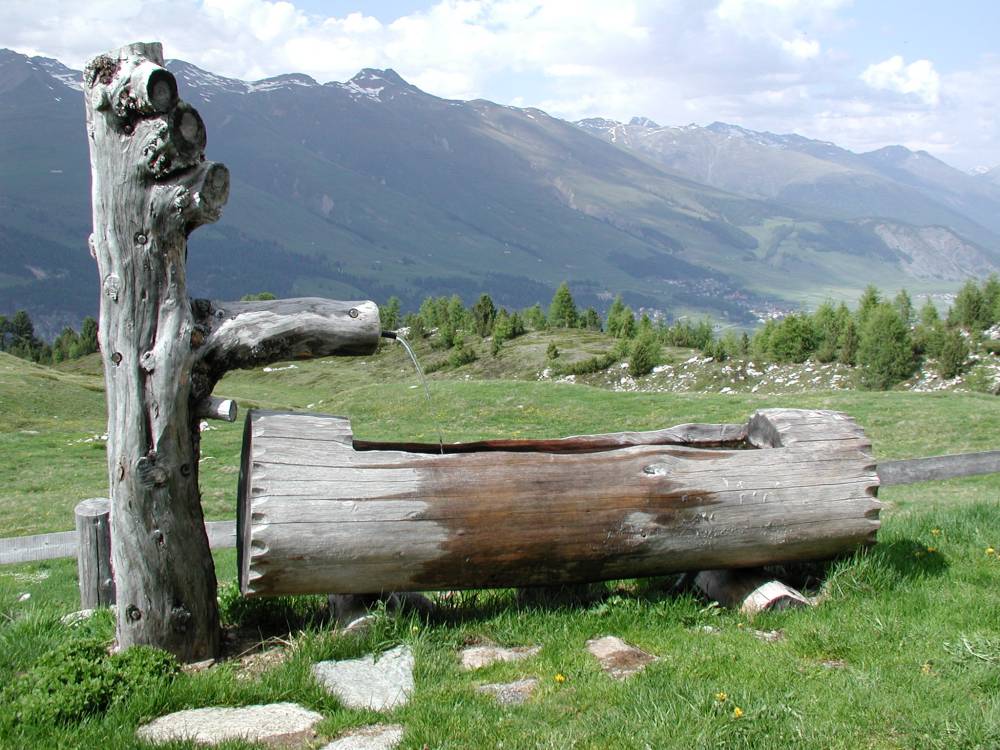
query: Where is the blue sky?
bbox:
[2,1,998,169]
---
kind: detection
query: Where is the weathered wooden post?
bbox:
[83,42,380,660]
[75,498,116,608]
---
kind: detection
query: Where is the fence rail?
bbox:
[0,520,236,566]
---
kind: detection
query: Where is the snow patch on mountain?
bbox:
[29,56,81,90]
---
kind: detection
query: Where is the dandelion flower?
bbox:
[554,673,566,684]
[715,692,727,702]
[733,706,744,719]
[987,547,996,556]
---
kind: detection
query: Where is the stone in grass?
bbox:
[313,645,414,712]
[135,702,322,747]
[476,678,539,706]
[586,636,656,680]
[321,723,404,750]
[460,645,542,671]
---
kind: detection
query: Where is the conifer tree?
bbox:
[471,293,497,338]
[605,296,626,337]
[856,285,881,327]
[856,304,914,389]
[380,296,401,331]
[547,282,578,328]
[893,289,913,326]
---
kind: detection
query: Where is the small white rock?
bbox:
[460,645,541,671]
[312,646,414,712]
[321,724,404,750]
[135,702,322,747]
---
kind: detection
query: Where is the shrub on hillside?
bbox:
[856,304,915,390]
[936,329,970,379]
[402,312,425,339]
[448,338,478,368]
[767,314,816,363]
[554,342,627,376]
[629,334,661,377]
[524,303,547,331]
[472,293,497,337]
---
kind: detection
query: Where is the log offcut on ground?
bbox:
[238,408,881,597]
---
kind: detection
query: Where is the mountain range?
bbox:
[1,48,999,337]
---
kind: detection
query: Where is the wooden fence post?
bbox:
[75,498,115,608]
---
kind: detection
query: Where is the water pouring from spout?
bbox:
[384,330,444,454]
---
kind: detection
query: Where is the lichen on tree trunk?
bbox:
[83,42,380,660]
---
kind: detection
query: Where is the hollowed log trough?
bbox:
[237,408,880,597]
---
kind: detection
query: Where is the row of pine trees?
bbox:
[5,277,998,390]
[0,311,99,364]
[381,277,1000,389]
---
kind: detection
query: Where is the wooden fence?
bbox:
[0,516,236,565]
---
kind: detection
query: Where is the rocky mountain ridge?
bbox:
[1,48,998,336]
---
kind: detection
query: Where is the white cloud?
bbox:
[861,55,941,105]
[781,36,820,60]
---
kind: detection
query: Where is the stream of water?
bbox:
[395,335,445,454]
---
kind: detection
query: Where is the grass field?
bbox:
[1,341,999,748]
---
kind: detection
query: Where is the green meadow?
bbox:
[1,335,998,748]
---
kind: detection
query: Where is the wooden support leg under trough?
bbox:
[237,408,880,597]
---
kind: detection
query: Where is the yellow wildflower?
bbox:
[715,692,728,702]
[987,547,996,556]
[927,546,937,553]
[931,528,941,536]
[554,673,566,684]
[733,707,744,719]
[921,662,932,675]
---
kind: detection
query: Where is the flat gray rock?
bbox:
[312,645,414,712]
[476,678,539,706]
[321,723,404,750]
[135,702,322,747]
[586,636,656,680]
[460,645,541,671]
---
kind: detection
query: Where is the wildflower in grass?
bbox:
[733,706,744,719]
[921,662,932,675]
[931,528,941,536]
[927,546,937,553]
[715,692,728,702]
[987,547,996,556]
[411,625,420,633]
[554,673,566,684]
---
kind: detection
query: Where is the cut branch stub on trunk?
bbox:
[238,408,880,597]
[84,42,380,661]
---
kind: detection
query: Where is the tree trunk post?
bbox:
[84,42,380,660]
[75,498,116,609]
